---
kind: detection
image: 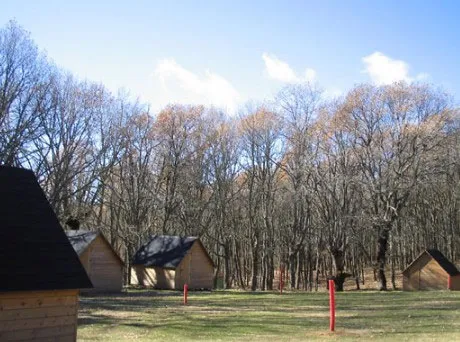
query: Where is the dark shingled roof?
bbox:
[66,230,99,255]
[132,235,198,268]
[426,249,460,276]
[0,166,93,292]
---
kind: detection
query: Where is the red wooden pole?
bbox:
[329,279,335,332]
[184,284,188,305]
[448,276,451,290]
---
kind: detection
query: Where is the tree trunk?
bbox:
[289,252,296,289]
[304,248,311,291]
[267,254,274,290]
[234,241,245,289]
[224,242,232,289]
[214,254,221,289]
[296,252,302,289]
[315,250,320,291]
[377,225,390,291]
[331,248,347,291]
[261,254,267,291]
[391,257,396,290]
[126,244,132,285]
[334,273,349,291]
[251,239,259,291]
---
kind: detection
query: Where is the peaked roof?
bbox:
[426,249,460,276]
[66,230,99,255]
[0,166,92,292]
[403,249,460,276]
[66,229,125,265]
[133,235,199,268]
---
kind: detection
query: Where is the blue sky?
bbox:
[2,1,459,113]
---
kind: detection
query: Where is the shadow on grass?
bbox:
[78,289,460,340]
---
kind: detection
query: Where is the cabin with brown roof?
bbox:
[0,166,92,341]
[66,230,124,293]
[131,235,215,290]
[403,249,460,291]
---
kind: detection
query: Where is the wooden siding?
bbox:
[0,289,78,342]
[419,259,447,290]
[79,236,123,292]
[450,275,460,291]
[175,241,214,290]
[403,255,450,290]
[130,266,176,289]
[403,253,429,290]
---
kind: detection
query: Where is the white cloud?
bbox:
[362,52,428,85]
[262,53,316,83]
[262,53,298,82]
[304,68,316,83]
[154,59,240,114]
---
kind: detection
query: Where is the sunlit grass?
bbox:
[78,290,460,341]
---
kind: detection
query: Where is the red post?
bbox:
[184,284,188,305]
[280,267,284,295]
[448,276,451,290]
[329,279,335,332]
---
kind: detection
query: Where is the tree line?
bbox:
[1,20,459,291]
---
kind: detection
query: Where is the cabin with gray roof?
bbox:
[0,166,92,341]
[403,249,460,291]
[131,235,214,290]
[66,230,124,293]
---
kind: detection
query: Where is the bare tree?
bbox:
[313,102,362,290]
[341,82,452,290]
[0,20,50,165]
[275,83,321,289]
[239,105,283,290]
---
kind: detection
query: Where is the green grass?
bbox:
[77,290,460,341]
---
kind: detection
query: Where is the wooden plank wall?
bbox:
[0,289,78,342]
[420,258,448,290]
[450,275,460,290]
[403,255,451,291]
[83,236,123,292]
[78,249,90,275]
[176,242,214,290]
[403,253,430,291]
[130,266,175,289]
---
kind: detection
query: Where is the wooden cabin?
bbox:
[0,166,92,341]
[131,235,214,290]
[66,230,124,292]
[403,249,460,291]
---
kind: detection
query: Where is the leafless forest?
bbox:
[2,21,459,291]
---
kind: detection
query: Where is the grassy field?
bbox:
[78,290,460,341]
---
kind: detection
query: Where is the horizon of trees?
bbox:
[2,20,459,291]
